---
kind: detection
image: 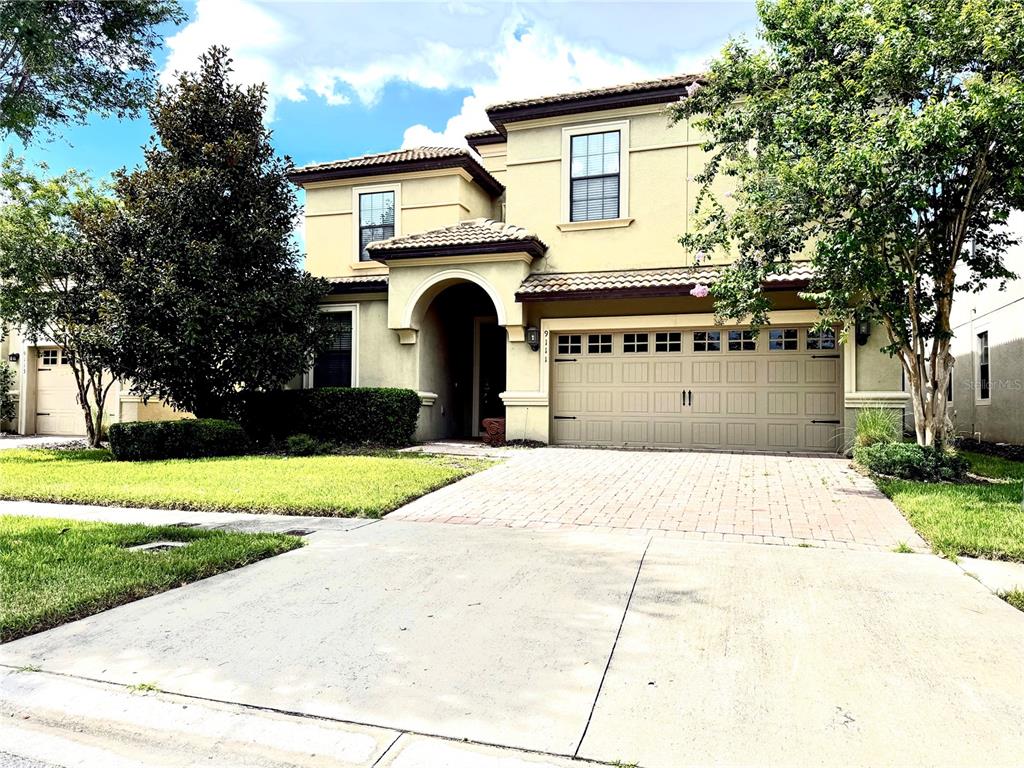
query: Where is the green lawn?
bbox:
[1,515,301,642]
[0,449,490,517]
[874,450,1024,562]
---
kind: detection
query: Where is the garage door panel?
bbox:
[621,362,649,383]
[805,392,839,417]
[35,347,87,436]
[692,422,721,446]
[691,360,720,383]
[585,362,613,383]
[653,391,682,414]
[622,421,648,444]
[767,423,800,448]
[585,391,613,413]
[693,391,721,414]
[550,327,843,452]
[554,363,581,384]
[726,391,757,415]
[767,359,800,384]
[726,423,757,447]
[653,421,683,446]
[726,360,757,384]
[767,391,799,416]
[806,359,839,383]
[654,362,682,383]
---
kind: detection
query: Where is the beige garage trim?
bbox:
[34,347,86,436]
[549,325,843,453]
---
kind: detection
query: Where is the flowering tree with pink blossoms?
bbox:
[673,0,1024,448]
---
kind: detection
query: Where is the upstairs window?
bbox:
[358,191,395,260]
[977,331,990,401]
[570,131,620,221]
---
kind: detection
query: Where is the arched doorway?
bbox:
[417,281,506,440]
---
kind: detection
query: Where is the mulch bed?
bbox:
[957,438,1024,463]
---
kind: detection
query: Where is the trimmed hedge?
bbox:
[108,419,250,461]
[854,441,968,482]
[237,387,421,447]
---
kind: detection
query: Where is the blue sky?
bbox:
[2,1,758,183]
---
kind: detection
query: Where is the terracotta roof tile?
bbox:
[289,147,503,196]
[366,218,547,259]
[326,274,388,295]
[516,264,814,300]
[486,74,702,118]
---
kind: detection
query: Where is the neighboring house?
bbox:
[0,330,177,436]
[949,219,1024,445]
[291,74,906,452]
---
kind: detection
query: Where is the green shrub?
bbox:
[237,388,421,447]
[855,441,968,482]
[284,433,335,456]
[854,407,902,447]
[0,362,16,427]
[108,419,250,461]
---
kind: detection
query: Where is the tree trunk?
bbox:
[901,340,954,449]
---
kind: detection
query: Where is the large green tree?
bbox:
[0,156,116,446]
[673,0,1024,447]
[0,0,182,141]
[97,47,328,418]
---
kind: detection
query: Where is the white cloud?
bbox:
[162,1,747,140]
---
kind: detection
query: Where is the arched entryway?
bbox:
[417,281,506,440]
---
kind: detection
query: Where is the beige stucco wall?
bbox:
[502,106,738,274]
[949,241,1024,443]
[303,171,497,280]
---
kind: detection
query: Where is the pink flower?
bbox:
[686,81,703,98]
[690,283,710,298]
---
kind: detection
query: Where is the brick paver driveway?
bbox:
[390,447,925,550]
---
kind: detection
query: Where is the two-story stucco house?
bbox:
[290,74,907,452]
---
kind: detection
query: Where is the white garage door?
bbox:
[550,326,842,452]
[35,347,86,436]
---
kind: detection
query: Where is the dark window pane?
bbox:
[314,312,353,388]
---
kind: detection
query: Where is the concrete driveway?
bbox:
[2,520,1023,766]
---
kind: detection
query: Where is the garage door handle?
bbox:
[811,419,840,424]
[688,390,693,406]
[553,415,576,420]
[36,412,50,416]
[811,354,840,359]
[554,358,577,363]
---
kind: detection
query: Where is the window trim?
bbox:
[587,333,612,354]
[623,332,649,354]
[768,328,798,351]
[557,334,582,355]
[806,327,837,351]
[692,330,722,353]
[727,329,757,352]
[305,303,359,388]
[560,120,630,225]
[350,183,401,268]
[975,327,991,405]
[654,331,682,353]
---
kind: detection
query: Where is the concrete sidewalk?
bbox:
[2,521,1023,766]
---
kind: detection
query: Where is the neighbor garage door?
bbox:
[35,347,86,436]
[550,326,842,452]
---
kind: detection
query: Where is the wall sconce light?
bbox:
[6,353,18,363]
[855,315,871,346]
[525,326,540,352]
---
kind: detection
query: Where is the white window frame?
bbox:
[975,325,991,405]
[351,183,401,268]
[305,303,359,389]
[561,120,630,226]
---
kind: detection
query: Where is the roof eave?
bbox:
[289,156,505,198]
[487,85,692,130]
[369,239,547,263]
[515,278,811,303]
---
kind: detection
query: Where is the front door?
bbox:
[477,321,506,425]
